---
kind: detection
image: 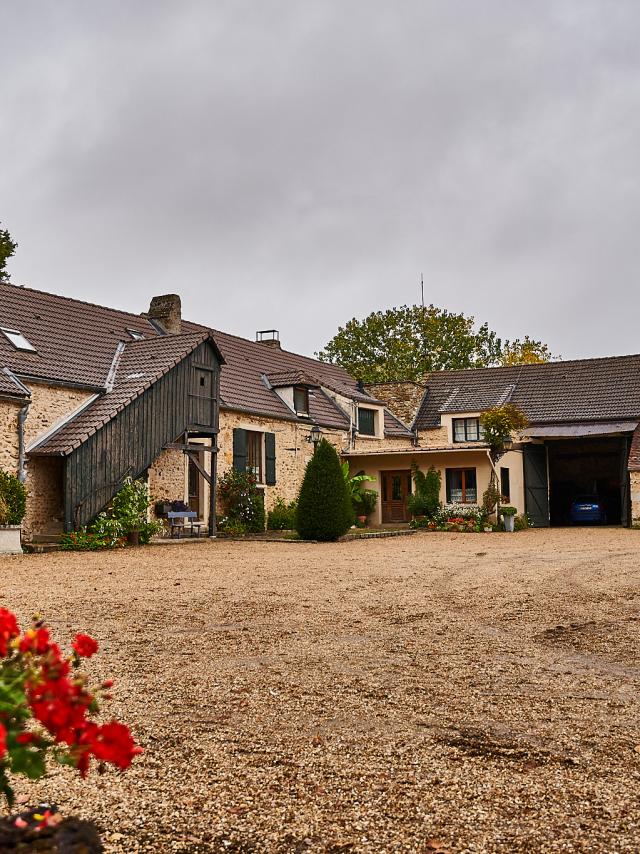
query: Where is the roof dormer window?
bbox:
[293,386,310,416]
[0,327,36,352]
[127,329,145,341]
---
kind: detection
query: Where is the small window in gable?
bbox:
[0,327,36,352]
[293,386,310,415]
[358,407,376,436]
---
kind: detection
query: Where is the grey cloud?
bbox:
[2,1,640,358]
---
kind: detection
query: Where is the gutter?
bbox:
[18,402,31,482]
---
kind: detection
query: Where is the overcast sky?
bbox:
[2,1,640,359]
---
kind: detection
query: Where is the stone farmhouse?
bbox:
[356,359,640,528]
[1,281,639,541]
[0,283,413,541]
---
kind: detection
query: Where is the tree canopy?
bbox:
[317,304,555,382]
[0,224,17,284]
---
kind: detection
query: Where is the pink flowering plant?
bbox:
[0,608,142,808]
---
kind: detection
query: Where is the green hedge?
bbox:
[295,440,353,541]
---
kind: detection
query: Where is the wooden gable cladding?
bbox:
[63,340,221,531]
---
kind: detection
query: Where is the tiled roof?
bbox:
[383,409,414,437]
[414,356,640,429]
[0,368,29,400]
[30,332,211,455]
[1,283,395,438]
[266,369,319,388]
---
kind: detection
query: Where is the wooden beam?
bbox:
[185,450,213,486]
[164,443,219,453]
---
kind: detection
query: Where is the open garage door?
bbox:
[547,436,630,526]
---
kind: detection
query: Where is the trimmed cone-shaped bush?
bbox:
[295,439,353,541]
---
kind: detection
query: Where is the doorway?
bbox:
[188,454,204,519]
[381,470,412,523]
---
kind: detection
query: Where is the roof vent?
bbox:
[145,294,182,335]
[256,329,281,350]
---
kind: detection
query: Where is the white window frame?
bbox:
[0,327,36,352]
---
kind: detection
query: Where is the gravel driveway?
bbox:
[2,528,639,853]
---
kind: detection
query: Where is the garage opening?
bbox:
[547,437,630,526]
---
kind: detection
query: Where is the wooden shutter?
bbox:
[523,444,550,527]
[265,432,276,485]
[233,428,247,472]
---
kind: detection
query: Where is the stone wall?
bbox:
[364,381,425,426]
[417,426,450,447]
[0,399,21,474]
[148,449,186,504]
[23,382,94,448]
[23,458,64,540]
[631,471,640,527]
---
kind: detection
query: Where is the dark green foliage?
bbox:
[0,224,17,284]
[295,440,353,541]
[0,470,27,525]
[353,489,378,518]
[408,464,441,519]
[218,468,265,533]
[267,497,297,530]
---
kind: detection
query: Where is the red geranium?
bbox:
[91,721,144,770]
[0,723,6,759]
[0,608,19,657]
[72,633,99,658]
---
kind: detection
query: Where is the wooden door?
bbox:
[188,455,202,518]
[524,444,550,527]
[381,470,412,523]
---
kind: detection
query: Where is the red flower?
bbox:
[16,732,39,745]
[0,608,19,657]
[90,721,143,770]
[72,633,98,658]
[0,723,6,758]
[19,627,51,655]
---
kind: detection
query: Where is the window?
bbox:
[446,468,477,504]
[501,467,511,502]
[247,430,263,483]
[0,327,36,352]
[452,417,484,443]
[127,329,145,341]
[293,386,309,415]
[358,408,376,436]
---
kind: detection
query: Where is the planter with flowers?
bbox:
[0,608,142,848]
[501,505,518,532]
[0,470,27,555]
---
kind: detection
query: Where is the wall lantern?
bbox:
[502,437,514,452]
[307,424,322,449]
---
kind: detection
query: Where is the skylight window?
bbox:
[0,327,36,352]
[127,329,145,341]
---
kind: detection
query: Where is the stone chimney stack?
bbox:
[147,294,182,334]
[256,329,281,350]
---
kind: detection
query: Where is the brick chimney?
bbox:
[146,294,182,334]
[256,329,281,349]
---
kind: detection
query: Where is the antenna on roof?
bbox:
[420,273,424,309]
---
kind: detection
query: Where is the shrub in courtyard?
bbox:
[296,439,353,541]
[267,497,297,531]
[0,608,142,808]
[514,513,531,531]
[218,469,265,533]
[408,464,441,519]
[0,471,27,526]
[353,488,378,520]
[111,476,151,535]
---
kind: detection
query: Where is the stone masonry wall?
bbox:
[148,449,186,504]
[23,382,94,448]
[631,471,640,527]
[0,399,21,474]
[364,381,425,426]
[23,458,64,541]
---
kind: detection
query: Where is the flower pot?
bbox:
[0,525,22,554]
[503,515,515,533]
[127,530,140,546]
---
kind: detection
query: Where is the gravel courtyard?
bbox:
[1,528,639,853]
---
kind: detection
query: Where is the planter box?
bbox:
[0,526,22,554]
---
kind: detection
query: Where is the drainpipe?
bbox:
[17,402,31,483]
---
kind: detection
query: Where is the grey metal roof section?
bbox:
[522,421,639,439]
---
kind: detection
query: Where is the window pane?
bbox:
[392,475,402,501]
[247,431,263,482]
[466,419,479,441]
[500,467,511,501]
[453,420,466,442]
[294,387,309,414]
[358,408,375,435]
[447,468,463,503]
[464,469,477,503]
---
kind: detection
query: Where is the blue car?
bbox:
[569,495,607,525]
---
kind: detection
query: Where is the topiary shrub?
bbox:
[0,471,27,526]
[295,439,353,541]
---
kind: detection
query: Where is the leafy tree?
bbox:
[479,404,529,461]
[0,224,17,284]
[500,336,556,366]
[296,440,353,541]
[317,304,555,381]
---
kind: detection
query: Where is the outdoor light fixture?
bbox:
[502,437,514,452]
[307,424,322,448]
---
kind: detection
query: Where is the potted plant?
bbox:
[0,470,27,555]
[355,489,378,526]
[501,505,518,532]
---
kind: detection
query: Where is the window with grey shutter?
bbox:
[233,428,247,472]
[265,432,276,485]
